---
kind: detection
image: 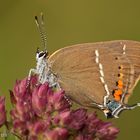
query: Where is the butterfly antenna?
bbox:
[35,13,47,51]
[40,12,47,51]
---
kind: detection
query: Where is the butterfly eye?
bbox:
[38,52,44,57]
[38,52,46,58]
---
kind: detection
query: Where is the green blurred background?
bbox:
[0,0,140,139]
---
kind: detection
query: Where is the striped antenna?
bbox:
[35,13,47,51]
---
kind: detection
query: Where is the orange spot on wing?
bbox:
[113,66,124,101]
[113,89,123,101]
[118,84,123,89]
[117,80,123,89]
[118,80,123,86]
[114,89,122,96]
[114,95,121,101]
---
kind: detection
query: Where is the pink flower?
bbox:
[67,108,87,130]
[32,83,49,115]
[13,78,27,100]
[7,76,119,140]
[53,110,71,126]
[97,123,119,140]
[27,120,47,135]
[78,113,119,140]
[0,96,6,127]
[46,128,68,140]
[74,135,92,140]
[47,90,70,112]
[9,90,17,105]
[13,119,28,136]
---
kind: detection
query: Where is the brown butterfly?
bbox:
[28,13,140,118]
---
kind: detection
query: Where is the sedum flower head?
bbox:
[1,76,119,140]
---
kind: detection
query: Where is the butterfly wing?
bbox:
[48,41,134,106]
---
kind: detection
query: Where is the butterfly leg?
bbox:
[113,103,140,117]
[64,95,72,106]
[112,107,123,118]
[27,68,38,87]
[124,103,140,110]
[91,102,105,110]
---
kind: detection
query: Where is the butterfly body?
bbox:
[28,49,61,89]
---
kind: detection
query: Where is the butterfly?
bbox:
[28,13,140,118]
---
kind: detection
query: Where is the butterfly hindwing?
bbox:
[49,40,137,107]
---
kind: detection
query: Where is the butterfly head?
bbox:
[36,48,48,61]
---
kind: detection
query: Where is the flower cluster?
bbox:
[0,96,6,127]
[0,76,119,140]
